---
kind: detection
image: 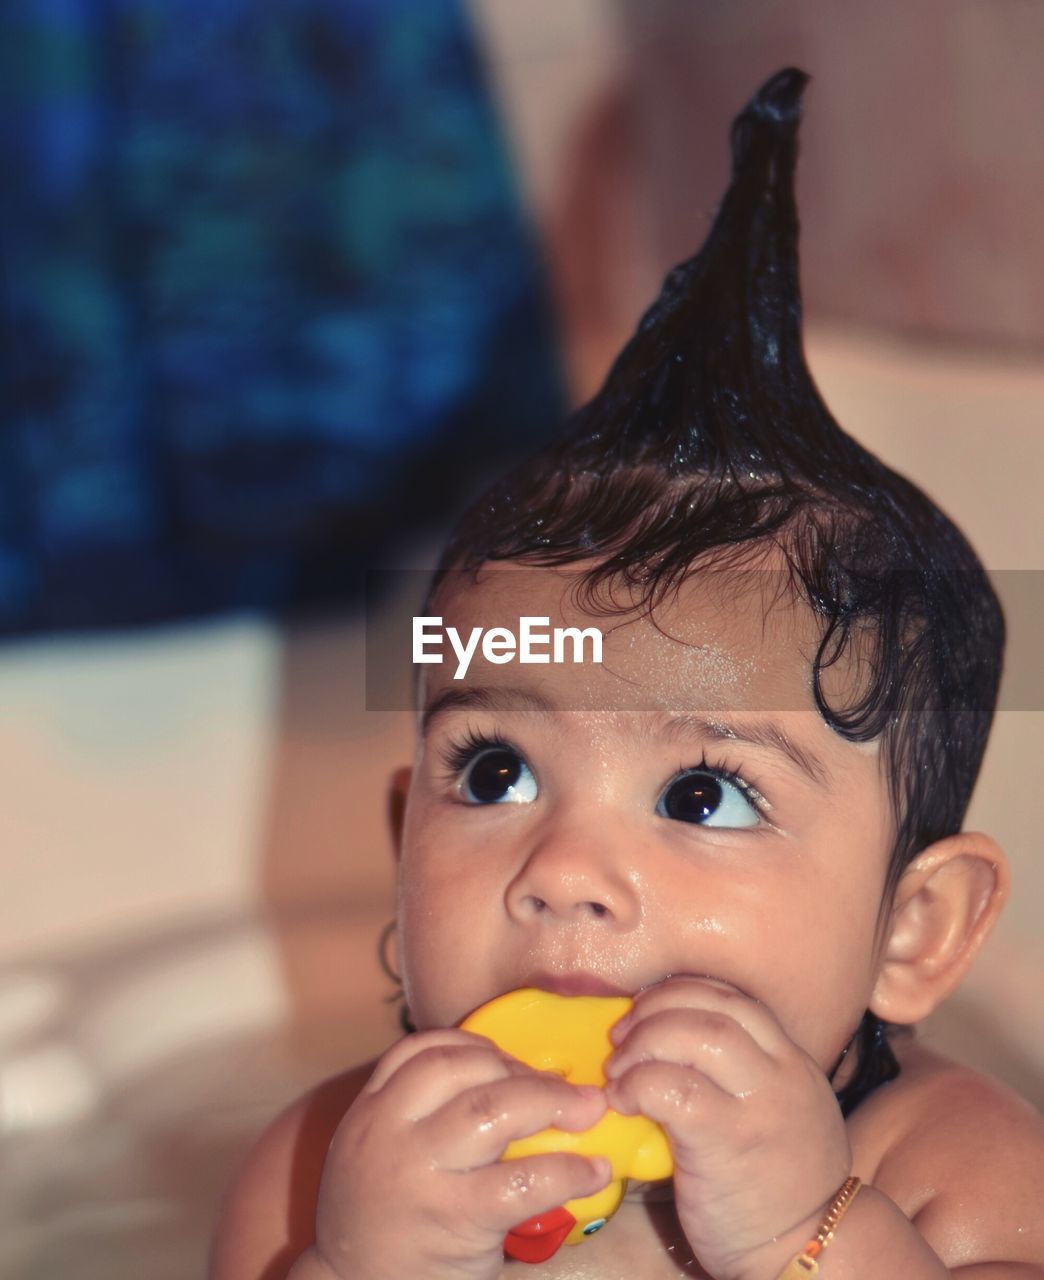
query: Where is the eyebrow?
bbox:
[659,714,831,787]
[420,686,556,736]
[420,686,831,787]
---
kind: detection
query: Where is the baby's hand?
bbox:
[604,978,851,1280]
[297,1028,610,1280]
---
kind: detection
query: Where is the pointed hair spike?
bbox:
[728,66,809,175]
[558,65,821,473]
[750,66,810,126]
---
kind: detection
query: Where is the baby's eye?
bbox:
[657,767,761,828]
[459,746,538,806]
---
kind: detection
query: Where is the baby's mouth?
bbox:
[497,970,748,1006]
[521,971,629,998]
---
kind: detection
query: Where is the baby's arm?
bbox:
[209,1066,371,1280]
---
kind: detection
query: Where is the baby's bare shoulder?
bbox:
[208,1061,374,1280]
[868,1042,1044,1271]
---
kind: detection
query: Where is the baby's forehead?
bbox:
[430,559,826,714]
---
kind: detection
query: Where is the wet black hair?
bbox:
[424,68,1005,1112]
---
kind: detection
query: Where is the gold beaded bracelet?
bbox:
[775,1177,862,1278]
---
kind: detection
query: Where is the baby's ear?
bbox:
[387,766,412,862]
[869,833,1009,1025]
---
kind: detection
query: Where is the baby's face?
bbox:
[394,562,895,1075]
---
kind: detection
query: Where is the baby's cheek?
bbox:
[779,942,877,1068]
[398,915,481,1028]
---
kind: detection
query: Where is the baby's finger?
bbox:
[363,1028,494,1094]
[423,1073,608,1171]
[467,1150,612,1235]
[605,1007,770,1097]
[606,1058,737,1141]
[367,1039,533,1122]
[615,976,784,1055]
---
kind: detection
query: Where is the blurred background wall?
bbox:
[1,4,1042,1278]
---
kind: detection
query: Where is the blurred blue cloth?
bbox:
[0,0,565,632]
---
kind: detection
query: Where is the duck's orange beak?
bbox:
[503,1205,576,1263]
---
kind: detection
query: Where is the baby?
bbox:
[210,69,1044,1279]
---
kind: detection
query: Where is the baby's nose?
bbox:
[504,826,640,928]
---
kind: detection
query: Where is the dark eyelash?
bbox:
[671,754,768,816]
[438,728,518,778]
[436,736,767,815]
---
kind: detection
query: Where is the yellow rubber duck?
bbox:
[460,987,673,1262]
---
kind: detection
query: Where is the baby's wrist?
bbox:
[712,1189,842,1280]
[723,1183,952,1280]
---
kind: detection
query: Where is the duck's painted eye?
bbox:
[461,746,537,805]
[657,767,761,828]
[582,1217,607,1235]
